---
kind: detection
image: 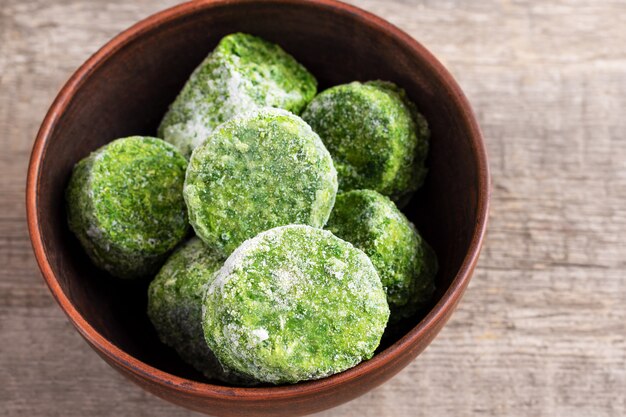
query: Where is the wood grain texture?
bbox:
[1,0,624,416]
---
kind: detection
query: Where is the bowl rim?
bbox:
[26,0,490,401]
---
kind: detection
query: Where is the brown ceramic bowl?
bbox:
[26,0,489,415]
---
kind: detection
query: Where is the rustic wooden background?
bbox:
[1,0,624,416]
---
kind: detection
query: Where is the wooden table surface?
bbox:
[1,0,625,416]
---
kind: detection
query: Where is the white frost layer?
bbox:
[251,328,269,342]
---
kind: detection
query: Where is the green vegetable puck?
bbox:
[159,32,317,157]
[66,136,189,279]
[147,238,223,378]
[302,81,429,202]
[147,237,253,384]
[184,107,338,256]
[202,225,389,384]
[326,190,437,320]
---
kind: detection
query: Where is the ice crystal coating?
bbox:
[66,136,189,279]
[147,237,254,384]
[202,225,389,384]
[184,108,338,256]
[326,190,437,320]
[159,33,317,157]
[302,81,429,202]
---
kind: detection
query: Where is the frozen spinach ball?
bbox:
[202,225,389,384]
[147,238,223,379]
[302,81,429,202]
[184,108,338,256]
[326,190,437,320]
[147,237,253,384]
[66,136,189,279]
[159,32,317,156]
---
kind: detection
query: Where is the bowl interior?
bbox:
[34,1,482,384]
